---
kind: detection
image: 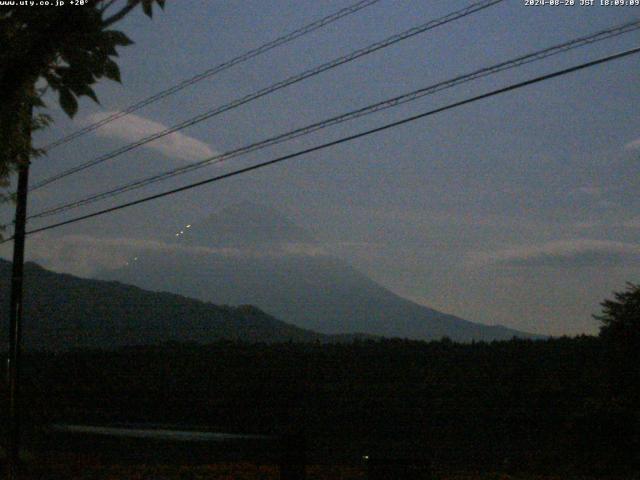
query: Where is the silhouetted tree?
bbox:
[0,0,166,206]
[595,282,640,347]
[593,283,640,470]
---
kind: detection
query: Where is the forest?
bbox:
[2,332,637,477]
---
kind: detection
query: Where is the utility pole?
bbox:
[7,104,32,480]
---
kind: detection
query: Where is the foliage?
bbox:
[594,282,640,344]
[594,282,640,423]
[0,0,165,198]
[7,335,637,475]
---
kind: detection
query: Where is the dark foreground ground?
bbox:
[1,336,638,478]
[5,461,636,480]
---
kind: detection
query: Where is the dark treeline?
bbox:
[3,335,638,476]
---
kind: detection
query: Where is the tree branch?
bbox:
[99,0,119,13]
[103,1,139,27]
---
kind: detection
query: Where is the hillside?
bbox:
[100,202,540,342]
[0,259,335,351]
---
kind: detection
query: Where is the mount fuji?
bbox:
[98,202,539,342]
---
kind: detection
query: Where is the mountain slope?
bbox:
[99,203,540,342]
[171,201,314,247]
[0,259,334,351]
[103,253,533,341]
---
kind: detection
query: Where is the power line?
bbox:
[40,0,384,152]
[27,20,640,220]
[30,0,504,191]
[10,46,638,242]
[33,0,501,189]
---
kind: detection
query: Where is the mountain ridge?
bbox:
[99,202,542,342]
[0,259,369,351]
[169,201,314,248]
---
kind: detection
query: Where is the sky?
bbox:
[1,0,639,336]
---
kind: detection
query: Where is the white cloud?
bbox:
[624,138,640,150]
[467,239,640,268]
[84,112,217,161]
[18,234,328,277]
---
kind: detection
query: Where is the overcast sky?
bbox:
[1,0,639,336]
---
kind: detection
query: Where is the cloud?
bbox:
[572,221,600,230]
[622,216,640,229]
[19,234,328,277]
[468,239,640,268]
[84,112,217,161]
[624,138,640,150]
[569,186,604,197]
[572,217,640,230]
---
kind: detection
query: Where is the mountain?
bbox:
[99,202,540,342]
[0,259,343,351]
[167,201,314,248]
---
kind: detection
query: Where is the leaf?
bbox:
[104,58,121,83]
[142,0,153,17]
[103,30,133,46]
[102,42,118,57]
[59,88,78,118]
[32,113,53,130]
[31,95,46,108]
[83,86,99,103]
[64,65,95,88]
[42,70,62,89]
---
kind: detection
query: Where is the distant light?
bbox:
[175,233,179,237]
[180,230,184,234]
[186,224,191,228]
[363,455,369,460]
[133,257,138,261]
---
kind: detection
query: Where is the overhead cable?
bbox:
[40,0,384,151]
[28,20,640,220]
[30,0,504,191]
[10,45,638,241]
